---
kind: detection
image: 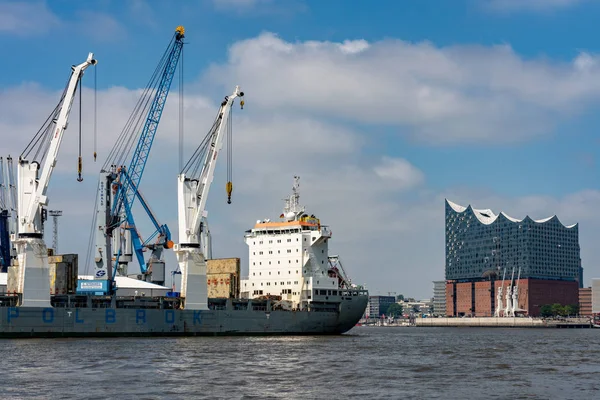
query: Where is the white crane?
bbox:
[504,267,515,317]
[494,267,506,317]
[5,156,18,241]
[174,86,244,310]
[16,53,96,307]
[511,266,521,316]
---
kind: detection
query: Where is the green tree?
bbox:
[565,304,579,316]
[551,303,564,317]
[397,294,404,301]
[387,303,403,317]
[540,305,553,318]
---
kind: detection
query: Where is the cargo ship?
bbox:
[0,42,367,337]
[0,177,368,337]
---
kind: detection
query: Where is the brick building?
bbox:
[445,199,581,317]
[579,287,592,317]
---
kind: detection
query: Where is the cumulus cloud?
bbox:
[4,32,600,298]
[0,1,60,36]
[204,32,600,145]
[74,11,127,42]
[374,157,424,190]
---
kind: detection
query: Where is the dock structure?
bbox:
[415,317,593,329]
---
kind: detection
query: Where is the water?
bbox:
[0,327,598,399]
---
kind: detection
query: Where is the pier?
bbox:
[415,317,593,328]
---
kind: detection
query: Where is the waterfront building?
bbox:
[445,199,581,317]
[592,279,600,314]
[433,281,446,316]
[367,296,396,317]
[579,287,592,317]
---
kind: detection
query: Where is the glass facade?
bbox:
[445,199,581,282]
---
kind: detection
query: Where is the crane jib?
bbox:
[112,35,184,217]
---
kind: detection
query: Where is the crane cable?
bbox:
[179,44,184,172]
[94,65,97,162]
[226,106,233,204]
[21,75,70,162]
[77,76,83,182]
[102,36,176,171]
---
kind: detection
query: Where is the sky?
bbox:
[2,0,600,299]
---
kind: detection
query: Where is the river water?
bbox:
[0,326,598,399]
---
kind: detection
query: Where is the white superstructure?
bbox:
[241,176,352,310]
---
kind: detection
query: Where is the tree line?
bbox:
[539,304,579,317]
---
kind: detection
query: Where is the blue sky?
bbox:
[2,0,600,298]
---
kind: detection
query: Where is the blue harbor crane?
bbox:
[90,26,185,293]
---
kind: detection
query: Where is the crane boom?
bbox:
[94,27,184,286]
[112,27,185,217]
[175,86,244,310]
[178,86,243,246]
[19,53,97,236]
[16,53,97,307]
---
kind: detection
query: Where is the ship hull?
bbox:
[0,295,367,338]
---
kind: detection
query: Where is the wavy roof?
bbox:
[445,199,577,229]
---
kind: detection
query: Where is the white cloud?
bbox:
[0,2,126,41]
[4,32,600,299]
[486,0,585,12]
[74,11,127,42]
[374,157,424,190]
[0,1,60,36]
[204,32,600,145]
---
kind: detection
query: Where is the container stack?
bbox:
[48,254,78,295]
[206,258,240,299]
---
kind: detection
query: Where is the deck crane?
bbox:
[0,156,18,272]
[0,157,9,271]
[4,156,18,240]
[16,53,97,307]
[94,26,184,290]
[175,86,244,310]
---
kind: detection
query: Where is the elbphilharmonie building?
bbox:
[444,199,581,317]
